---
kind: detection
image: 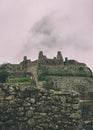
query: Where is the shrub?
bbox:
[0,71,9,83]
[43,81,54,90]
[37,68,48,81]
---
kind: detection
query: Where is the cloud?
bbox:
[19,14,61,59]
[0,0,93,70]
[19,0,93,70]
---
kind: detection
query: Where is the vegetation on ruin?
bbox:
[43,80,54,90]
[6,77,32,85]
[0,71,9,83]
[0,51,93,129]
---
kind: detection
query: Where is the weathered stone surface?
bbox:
[0,51,93,129]
[0,85,81,130]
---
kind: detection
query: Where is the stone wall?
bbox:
[45,76,93,97]
[0,84,81,130]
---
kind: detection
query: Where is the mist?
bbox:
[0,0,93,70]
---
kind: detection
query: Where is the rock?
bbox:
[0,85,81,130]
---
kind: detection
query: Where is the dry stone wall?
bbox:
[0,84,81,130]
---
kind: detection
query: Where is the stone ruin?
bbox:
[0,51,93,129]
[0,85,81,130]
[18,51,92,75]
[38,51,64,66]
[4,51,91,76]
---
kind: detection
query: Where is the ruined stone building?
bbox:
[0,51,93,129]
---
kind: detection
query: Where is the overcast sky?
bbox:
[0,0,93,70]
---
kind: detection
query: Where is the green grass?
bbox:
[6,77,31,85]
[7,77,30,83]
[5,81,31,85]
[8,77,29,81]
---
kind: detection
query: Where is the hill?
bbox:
[0,51,93,129]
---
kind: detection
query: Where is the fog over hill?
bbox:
[0,0,93,70]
